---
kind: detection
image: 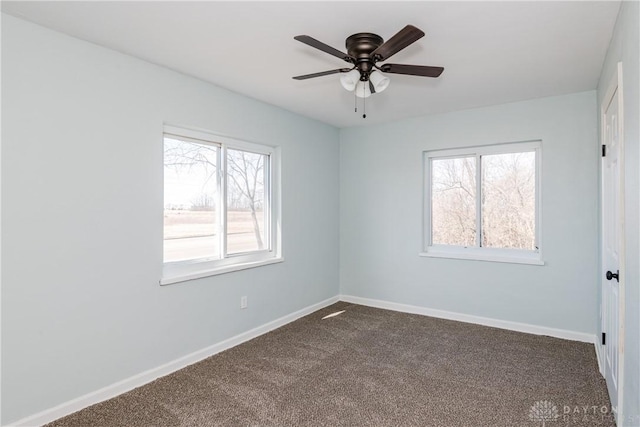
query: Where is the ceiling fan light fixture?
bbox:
[370,71,390,93]
[340,69,361,91]
[355,80,372,98]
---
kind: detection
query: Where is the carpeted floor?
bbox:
[46,302,614,426]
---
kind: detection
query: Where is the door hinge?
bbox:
[602,144,606,157]
[602,332,606,345]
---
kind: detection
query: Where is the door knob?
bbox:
[606,270,619,282]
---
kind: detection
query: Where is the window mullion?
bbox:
[476,154,482,248]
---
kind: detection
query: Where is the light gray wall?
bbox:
[4,6,633,426]
[597,1,640,423]
[1,14,340,424]
[340,91,599,334]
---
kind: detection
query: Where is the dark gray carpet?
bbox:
[46,302,614,426]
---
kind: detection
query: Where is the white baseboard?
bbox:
[595,341,604,375]
[340,294,596,344]
[7,296,339,427]
[8,294,597,426]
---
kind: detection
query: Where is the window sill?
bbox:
[419,250,544,266]
[160,257,284,285]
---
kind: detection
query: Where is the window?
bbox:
[422,141,542,265]
[162,126,281,284]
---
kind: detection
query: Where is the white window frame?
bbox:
[161,125,282,285]
[421,140,543,265]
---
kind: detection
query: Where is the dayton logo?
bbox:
[529,400,560,426]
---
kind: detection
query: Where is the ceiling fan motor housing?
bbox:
[345,33,384,80]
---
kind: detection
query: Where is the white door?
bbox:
[601,64,624,418]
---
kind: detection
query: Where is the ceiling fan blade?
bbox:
[294,35,354,63]
[380,63,444,77]
[371,25,425,61]
[292,68,352,80]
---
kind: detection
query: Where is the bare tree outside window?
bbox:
[429,147,537,252]
[482,152,535,250]
[226,149,267,254]
[431,157,477,246]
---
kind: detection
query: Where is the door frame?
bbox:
[600,60,625,421]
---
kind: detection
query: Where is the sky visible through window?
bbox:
[164,137,218,210]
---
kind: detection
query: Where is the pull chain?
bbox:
[362,82,367,119]
[352,80,368,119]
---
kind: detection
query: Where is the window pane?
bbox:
[164,137,219,262]
[482,151,535,250]
[431,157,477,246]
[226,149,267,254]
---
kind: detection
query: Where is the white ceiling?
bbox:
[3,1,620,128]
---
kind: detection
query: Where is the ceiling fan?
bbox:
[292,25,444,100]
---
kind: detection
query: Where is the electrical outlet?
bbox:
[240,296,248,309]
